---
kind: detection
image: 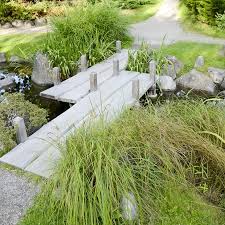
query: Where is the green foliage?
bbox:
[0,1,47,23]
[21,100,225,225]
[43,2,130,79]
[215,12,225,31]
[127,42,169,74]
[0,93,48,155]
[116,0,152,9]
[86,0,154,9]
[162,42,225,75]
[181,0,225,25]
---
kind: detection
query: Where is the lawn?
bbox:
[123,0,162,24]
[126,42,225,76]
[0,33,46,59]
[163,42,225,75]
[179,3,225,39]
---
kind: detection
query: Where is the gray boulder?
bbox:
[176,69,217,96]
[208,67,225,84]
[167,55,183,74]
[9,55,24,63]
[121,193,137,221]
[12,20,24,28]
[2,22,13,29]
[0,76,14,90]
[34,18,47,27]
[0,53,6,63]
[194,56,204,68]
[158,75,176,93]
[31,53,53,86]
[24,21,34,28]
[162,64,176,80]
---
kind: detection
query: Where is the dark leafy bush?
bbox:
[181,0,225,25]
[0,1,55,24]
[116,0,152,9]
[43,2,130,79]
[216,12,225,31]
[87,0,153,9]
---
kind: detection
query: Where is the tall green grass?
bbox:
[21,99,225,225]
[127,42,168,74]
[43,2,130,79]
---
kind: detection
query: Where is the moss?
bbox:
[0,93,48,156]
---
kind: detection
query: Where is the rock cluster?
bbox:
[31,53,61,86]
[0,18,47,29]
[157,55,225,97]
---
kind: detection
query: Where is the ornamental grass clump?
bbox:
[44,2,130,79]
[21,99,225,225]
[127,42,168,74]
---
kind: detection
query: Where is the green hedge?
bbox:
[182,0,225,24]
[87,0,153,9]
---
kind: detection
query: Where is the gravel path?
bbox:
[130,0,225,47]
[0,168,39,225]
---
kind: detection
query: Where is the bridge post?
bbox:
[90,72,98,92]
[52,67,61,85]
[113,59,120,76]
[132,79,140,100]
[80,54,88,72]
[132,79,140,107]
[149,61,157,100]
[116,40,122,53]
[13,117,28,144]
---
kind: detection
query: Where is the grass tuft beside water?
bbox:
[21,99,225,225]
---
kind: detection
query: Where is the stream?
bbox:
[0,63,69,121]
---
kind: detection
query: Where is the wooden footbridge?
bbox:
[0,47,155,178]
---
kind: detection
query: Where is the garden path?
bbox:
[130,0,225,47]
[0,168,39,225]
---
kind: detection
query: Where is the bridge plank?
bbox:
[0,71,139,170]
[40,50,129,101]
[24,73,153,178]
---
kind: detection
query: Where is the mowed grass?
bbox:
[123,0,162,24]
[179,3,225,39]
[0,33,46,58]
[21,100,225,225]
[163,42,225,75]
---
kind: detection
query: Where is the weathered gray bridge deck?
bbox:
[40,50,129,103]
[0,50,154,178]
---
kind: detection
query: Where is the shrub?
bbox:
[116,0,152,9]
[87,0,154,9]
[43,2,130,79]
[0,1,48,24]
[181,0,225,25]
[0,93,48,155]
[216,12,225,31]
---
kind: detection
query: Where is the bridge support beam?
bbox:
[52,67,61,85]
[148,60,158,100]
[90,72,98,92]
[13,117,28,144]
[80,54,88,72]
[113,59,120,76]
[116,40,122,53]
